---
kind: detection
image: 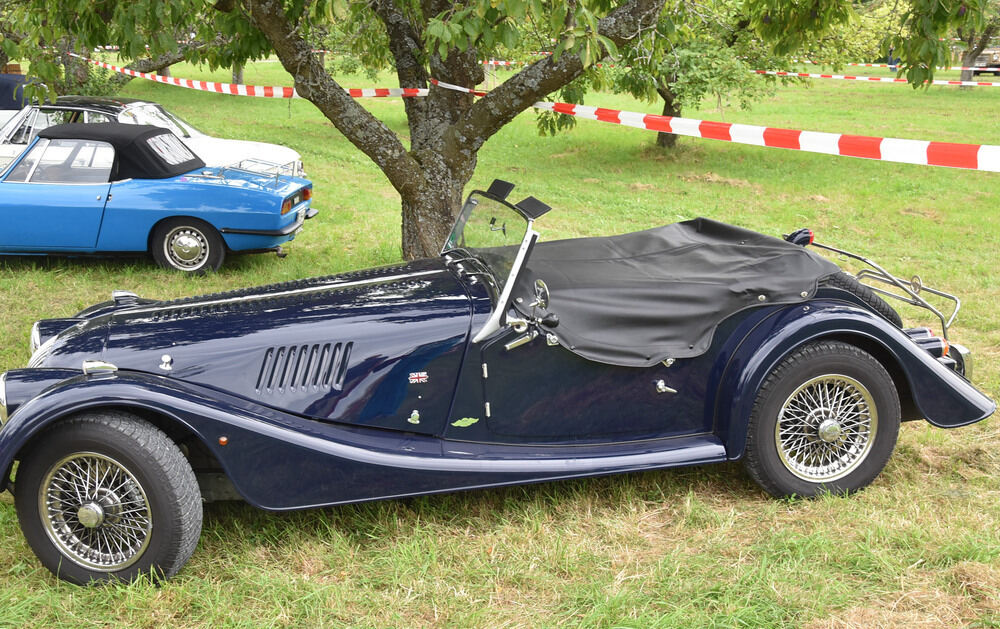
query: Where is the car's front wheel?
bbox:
[151,218,225,273]
[14,412,202,584]
[743,341,901,498]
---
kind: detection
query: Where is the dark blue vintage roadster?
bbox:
[0,180,993,584]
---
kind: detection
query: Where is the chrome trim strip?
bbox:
[29,321,41,353]
[952,343,973,381]
[0,372,8,425]
[121,269,446,315]
[82,360,118,376]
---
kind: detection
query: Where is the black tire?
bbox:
[14,411,202,585]
[151,218,225,273]
[743,341,901,498]
[822,271,903,328]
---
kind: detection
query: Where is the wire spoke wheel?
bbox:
[38,452,153,572]
[775,374,878,482]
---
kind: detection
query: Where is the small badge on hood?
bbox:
[408,371,428,384]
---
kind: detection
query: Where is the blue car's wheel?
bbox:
[151,218,225,273]
[743,341,901,498]
[14,412,202,585]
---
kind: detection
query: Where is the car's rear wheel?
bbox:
[151,218,225,273]
[14,412,202,584]
[743,341,900,498]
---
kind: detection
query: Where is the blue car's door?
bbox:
[0,137,112,249]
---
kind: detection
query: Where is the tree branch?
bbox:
[447,0,665,161]
[244,0,422,196]
[369,0,430,143]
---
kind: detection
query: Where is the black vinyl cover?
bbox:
[511,218,841,367]
[37,123,205,180]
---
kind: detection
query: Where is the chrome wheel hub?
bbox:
[775,374,878,482]
[164,227,208,269]
[39,452,153,572]
[77,502,105,529]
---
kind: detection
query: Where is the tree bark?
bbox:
[232,62,244,84]
[959,23,999,81]
[655,84,681,148]
[244,0,665,259]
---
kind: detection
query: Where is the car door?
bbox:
[472,327,714,444]
[0,138,112,249]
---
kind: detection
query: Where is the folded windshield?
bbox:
[443,192,530,295]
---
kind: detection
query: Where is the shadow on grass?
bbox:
[199,461,769,550]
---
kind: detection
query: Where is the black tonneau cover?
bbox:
[512,218,840,367]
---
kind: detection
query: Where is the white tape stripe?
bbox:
[979,146,1000,172]
[729,124,766,146]
[880,138,931,165]
[669,117,703,138]
[797,131,843,155]
[617,111,648,130]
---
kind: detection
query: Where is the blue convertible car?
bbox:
[0,123,316,272]
[0,180,993,584]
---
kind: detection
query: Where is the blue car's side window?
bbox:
[9,139,114,184]
[4,138,47,182]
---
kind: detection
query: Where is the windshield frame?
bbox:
[442,189,540,343]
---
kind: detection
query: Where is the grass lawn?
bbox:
[0,58,999,627]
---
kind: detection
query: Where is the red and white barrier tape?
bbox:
[529,101,1000,172]
[66,53,1000,173]
[424,79,1000,173]
[755,69,1000,86]
[73,54,428,98]
[791,59,1000,72]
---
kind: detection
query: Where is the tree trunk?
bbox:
[655,85,681,148]
[160,65,171,77]
[244,0,666,260]
[232,63,243,84]
[61,41,89,93]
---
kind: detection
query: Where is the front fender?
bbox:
[716,300,995,459]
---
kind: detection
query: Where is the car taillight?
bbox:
[281,198,293,215]
[302,187,312,201]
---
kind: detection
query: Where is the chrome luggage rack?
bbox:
[811,240,961,340]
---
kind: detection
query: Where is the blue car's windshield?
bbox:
[443,192,529,295]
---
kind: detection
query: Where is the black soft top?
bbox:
[511,218,841,367]
[37,123,204,180]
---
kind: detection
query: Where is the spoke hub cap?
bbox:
[775,374,878,482]
[38,452,153,572]
[77,502,105,529]
[817,418,842,443]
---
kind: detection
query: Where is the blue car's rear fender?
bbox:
[715,300,995,459]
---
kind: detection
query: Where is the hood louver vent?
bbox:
[255,342,353,394]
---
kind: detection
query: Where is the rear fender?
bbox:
[716,300,995,459]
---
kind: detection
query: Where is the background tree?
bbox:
[955,1,999,80]
[3,0,994,258]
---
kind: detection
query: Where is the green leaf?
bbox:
[451,417,480,427]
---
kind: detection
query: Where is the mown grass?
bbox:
[0,59,998,627]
